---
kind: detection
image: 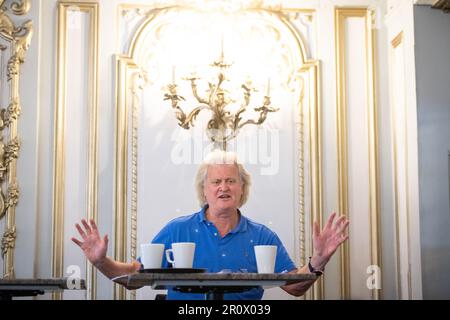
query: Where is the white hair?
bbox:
[195,150,251,207]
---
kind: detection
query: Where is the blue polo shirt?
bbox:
[150,206,296,300]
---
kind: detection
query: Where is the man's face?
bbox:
[203,164,243,212]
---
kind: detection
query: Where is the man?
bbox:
[72,150,349,299]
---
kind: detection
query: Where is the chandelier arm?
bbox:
[211,73,226,107]
[237,103,280,130]
[172,105,189,129]
[207,83,216,107]
[217,73,225,88]
[181,105,209,128]
[190,79,208,105]
[241,84,252,107]
[237,119,259,129]
[236,88,251,117]
[224,130,238,141]
[231,106,246,131]
[230,84,252,130]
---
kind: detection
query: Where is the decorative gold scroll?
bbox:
[0,0,32,279]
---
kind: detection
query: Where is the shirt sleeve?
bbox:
[265,229,297,273]
[151,223,173,268]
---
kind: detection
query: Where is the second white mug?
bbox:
[165,242,196,268]
[254,245,277,273]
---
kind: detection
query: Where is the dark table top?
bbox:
[0,278,86,299]
[115,272,317,290]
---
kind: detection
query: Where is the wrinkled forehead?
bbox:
[205,164,240,180]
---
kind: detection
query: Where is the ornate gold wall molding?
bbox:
[53,1,99,299]
[300,60,322,300]
[335,7,381,300]
[0,0,32,279]
[115,5,322,300]
[296,75,306,299]
[10,0,30,16]
[113,55,139,300]
[277,13,322,300]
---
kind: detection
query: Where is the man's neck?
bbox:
[206,207,240,237]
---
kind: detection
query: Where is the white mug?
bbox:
[165,242,196,268]
[140,243,164,269]
[254,245,277,273]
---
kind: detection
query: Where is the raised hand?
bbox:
[312,212,349,269]
[72,219,108,267]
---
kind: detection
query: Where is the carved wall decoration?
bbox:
[0,0,33,279]
[1,225,15,257]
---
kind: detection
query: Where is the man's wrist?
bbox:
[94,256,108,269]
[309,256,326,273]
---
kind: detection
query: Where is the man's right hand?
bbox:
[72,219,108,268]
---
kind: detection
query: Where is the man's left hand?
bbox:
[311,212,349,270]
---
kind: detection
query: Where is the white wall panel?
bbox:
[386,0,423,299]
[391,33,411,299]
[345,17,372,300]
[336,7,381,299]
[61,10,90,300]
[53,2,99,300]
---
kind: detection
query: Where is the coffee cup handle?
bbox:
[165,249,174,265]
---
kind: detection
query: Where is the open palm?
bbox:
[312,212,349,268]
[72,219,108,266]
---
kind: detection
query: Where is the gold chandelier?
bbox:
[163,45,279,151]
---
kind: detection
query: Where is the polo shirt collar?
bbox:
[199,205,208,222]
[229,211,247,234]
[198,205,248,233]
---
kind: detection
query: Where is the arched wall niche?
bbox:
[114,5,321,300]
